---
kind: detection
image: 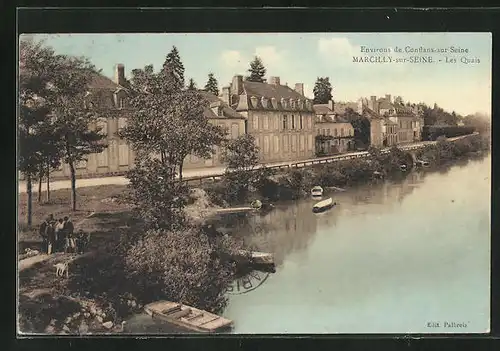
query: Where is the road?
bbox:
[17,136,472,194]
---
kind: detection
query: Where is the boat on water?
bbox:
[235,250,275,265]
[416,160,430,167]
[399,164,408,172]
[144,300,233,333]
[312,197,337,213]
[311,186,324,197]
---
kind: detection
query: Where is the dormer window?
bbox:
[118,97,125,109]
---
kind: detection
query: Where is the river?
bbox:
[126,153,490,334]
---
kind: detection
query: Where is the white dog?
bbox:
[54,262,69,278]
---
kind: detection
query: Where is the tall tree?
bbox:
[204,73,219,96]
[120,62,227,182]
[48,57,107,211]
[163,46,185,88]
[313,77,333,104]
[246,56,266,83]
[19,39,58,225]
[187,78,197,90]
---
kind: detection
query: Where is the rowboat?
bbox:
[311,186,324,197]
[416,160,430,167]
[236,250,274,265]
[144,300,233,333]
[312,197,336,213]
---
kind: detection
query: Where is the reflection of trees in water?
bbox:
[239,201,320,267]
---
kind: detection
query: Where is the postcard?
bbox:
[18,32,491,335]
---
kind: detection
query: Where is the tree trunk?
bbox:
[69,160,77,211]
[27,173,33,227]
[46,161,50,203]
[178,162,183,182]
[37,167,43,203]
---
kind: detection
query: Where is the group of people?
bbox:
[39,214,90,254]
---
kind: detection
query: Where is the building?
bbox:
[50,65,247,179]
[313,100,355,155]
[220,75,316,163]
[358,94,423,147]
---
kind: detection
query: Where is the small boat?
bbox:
[311,186,324,197]
[416,160,430,167]
[250,199,262,210]
[373,171,384,179]
[399,164,408,171]
[312,197,336,213]
[236,250,274,265]
[144,300,233,333]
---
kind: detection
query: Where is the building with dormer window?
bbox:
[220,75,316,162]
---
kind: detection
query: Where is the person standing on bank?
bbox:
[39,216,51,253]
[46,220,56,255]
[63,216,75,253]
[55,218,65,252]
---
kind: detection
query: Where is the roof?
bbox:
[377,98,394,110]
[334,102,359,114]
[88,72,123,91]
[231,80,313,112]
[199,90,246,120]
[361,107,383,120]
[313,104,335,116]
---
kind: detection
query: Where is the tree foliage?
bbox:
[187,78,197,90]
[246,56,266,83]
[343,108,371,147]
[419,102,462,126]
[163,46,185,88]
[204,73,219,96]
[313,77,333,104]
[125,227,241,313]
[119,63,227,181]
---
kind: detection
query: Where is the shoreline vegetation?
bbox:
[18,133,490,335]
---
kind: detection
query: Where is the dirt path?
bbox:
[18,211,96,272]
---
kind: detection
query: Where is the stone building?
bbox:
[220,75,316,163]
[49,65,247,179]
[313,100,355,155]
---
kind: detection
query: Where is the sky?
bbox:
[26,33,492,116]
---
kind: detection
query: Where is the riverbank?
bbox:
[204,134,490,206]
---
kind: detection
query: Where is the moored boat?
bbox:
[312,197,336,213]
[311,186,324,197]
[235,250,275,265]
[144,300,233,333]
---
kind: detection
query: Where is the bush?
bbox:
[124,227,242,313]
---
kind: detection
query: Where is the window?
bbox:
[282,115,288,130]
[308,135,313,150]
[283,135,289,151]
[300,135,305,151]
[291,135,297,152]
[291,115,295,129]
[97,149,108,167]
[264,136,270,154]
[118,143,129,166]
[341,128,344,137]
[119,97,125,109]
[326,129,331,136]
[253,115,259,130]
[231,123,239,139]
[299,114,303,129]
[334,128,338,137]
[274,116,279,130]
[274,135,280,153]
[307,115,312,129]
[263,115,269,130]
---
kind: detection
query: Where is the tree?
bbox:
[36,125,63,203]
[19,39,61,225]
[204,73,219,96]
[343,108,370,147]
[163,46,185,88]
[48,59,107,211]
[120,62,226,181]
[313,77,333,104]
[187,78,197,90]
[246,56,266,83]
[221,134,261,202]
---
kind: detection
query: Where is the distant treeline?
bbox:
[422,125,475,141]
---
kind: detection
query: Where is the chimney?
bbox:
[369,95,377,110]
[328,100,334,111]
[294,83,304,96]
[115,64,126,86]
[221,86,230,104]
[232,75,243,95]
[270,76,281,86]
[385,94,392,103]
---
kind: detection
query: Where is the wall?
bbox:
[247,110,316,162]
[370,119,384,147]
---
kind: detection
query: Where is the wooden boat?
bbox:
[236,250,274,265]
[312,197,336,213]
[399,164,408,171]
[144,300,233,333]
[311,186,324,197]
[416,160,430,167]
